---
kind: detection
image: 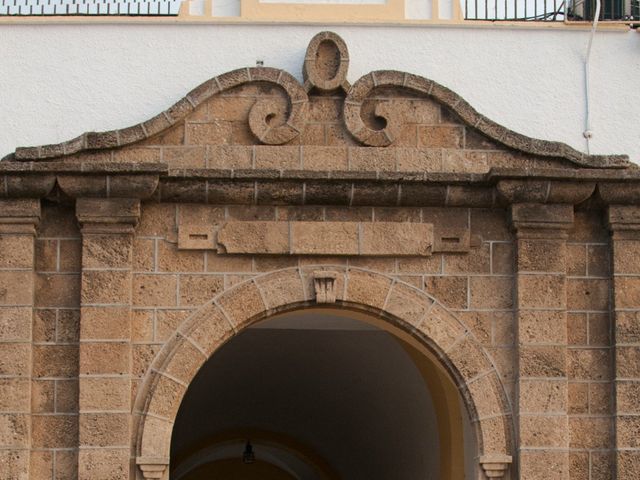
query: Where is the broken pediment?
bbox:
[4,31,630,175]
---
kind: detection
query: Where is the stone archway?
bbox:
[133,266,514,479]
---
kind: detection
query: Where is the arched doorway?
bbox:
[134,267,513,480]
[169,309,475,479]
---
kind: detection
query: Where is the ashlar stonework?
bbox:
[0,31,638,480]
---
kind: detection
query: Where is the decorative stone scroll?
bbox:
[303,31,350,93]
[209,221,433,256]
[313,271,339,303]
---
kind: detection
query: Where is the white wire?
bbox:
[583,0,601,154]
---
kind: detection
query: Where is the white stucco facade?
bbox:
[1,23,638,162]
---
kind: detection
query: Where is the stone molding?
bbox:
[0,198,41,234]
[132,267,514,477]
[214,221,433,256]
[479,454,513,478]
[136,457,169,480]
[5,32,629,169]
[509,203,575,238]
[76,197,141,234]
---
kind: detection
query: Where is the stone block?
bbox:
[302,146,348,171]
[79,413,129,447]
[519,379,567,413]
[467,373,504,419]
[132,344,161,377]
[588,244,610,277]
[569,348,611,381]
[163,146,207,168]
[618,451,640,480]
[360,223,433,256]
[80,306,131,340]
[80,343,130,375]
[0,344,30,377]
[31,380,54,413]
[0,307,31,342]
[566,243,587,276]
[0,236,33,270]
[569,417,612,449]
[0,450,29,480]
[255,146,300,169]
[519,310,567,344]
[81,271,131,305]
[184,308,234,357]
[218,222,289,255]
[35,273,80,308]
[56,379,79,413]
[132,238,155,272]
[54,450,78,480]
[79,378,131,412]
[447,338,491,381]
[0,378,29,412]
[568,382,588,414]
[517,239,566,272]
[207,145,253,169]
[206,253,253,273]
[137,204,177,241]
[218,281,265,328]
[0,414,29,449]
[156,309,191,342]
[133,274,178,307]
[397,256,442,274]
[567,278,609,311]
[0,272,33,306]
[444,244,490,274]
[613,241,640,274]
[385,283,433,328]
[588,313,611,346]
[616,415,640,448]
[255,269,306,310]
[567,312,588,345]
[31,414,76,448]
[615,277,640,309]
[349,147,396,171]
[35,239,57,272]
[616,346,640,378]
[589,382,612,414]
[32,345,78,378]
[470,277,513,309]
[82,236,132,269]
[616,311,640,344]
[520,415,568,448]
[520,346,566,378]
[425,276,468,309]
[517,275,565,309]
[78,448,130,480]
[617,381,640,413]
[520,450,568,480]
[418,125,463,148]
[345,270,393,310]
[147,374,186,420]
[291,222,359,255]
[164,339,206,385]
[178,274,224,306]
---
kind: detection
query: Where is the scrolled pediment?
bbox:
[5,31,630,172]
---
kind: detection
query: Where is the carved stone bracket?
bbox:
[479,454,512,478]
[0,198,41,234]
[313,271,339,303]
[136,457,169,480]
[76,198,141,235]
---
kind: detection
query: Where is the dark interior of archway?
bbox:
[170,312,441,480]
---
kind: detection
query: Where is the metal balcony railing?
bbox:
[464,0,640,22]
[0,0,182,16]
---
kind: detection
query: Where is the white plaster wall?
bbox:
[0,24,638,162]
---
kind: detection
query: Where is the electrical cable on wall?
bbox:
[583,0,601,153]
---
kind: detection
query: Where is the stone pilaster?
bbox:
[511,202,574,480]
[76,198,140,480]
[0,199,40,478]
[606,205,640,480]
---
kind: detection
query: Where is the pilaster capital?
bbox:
[598,182,640,205]
[479,454,512,479]
[607,205,640,239]
[509,203,574,239]
[136,457,168,480]
[0,198,41,235]
[76,198,141,235]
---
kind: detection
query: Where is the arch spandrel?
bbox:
[133,267,514,479]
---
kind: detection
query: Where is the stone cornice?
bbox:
[2,31,630,169]
[4,162,640,207]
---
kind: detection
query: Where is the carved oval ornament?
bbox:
[303,31,350,93]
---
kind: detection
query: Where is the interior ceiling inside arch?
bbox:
[170,312,442,480]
